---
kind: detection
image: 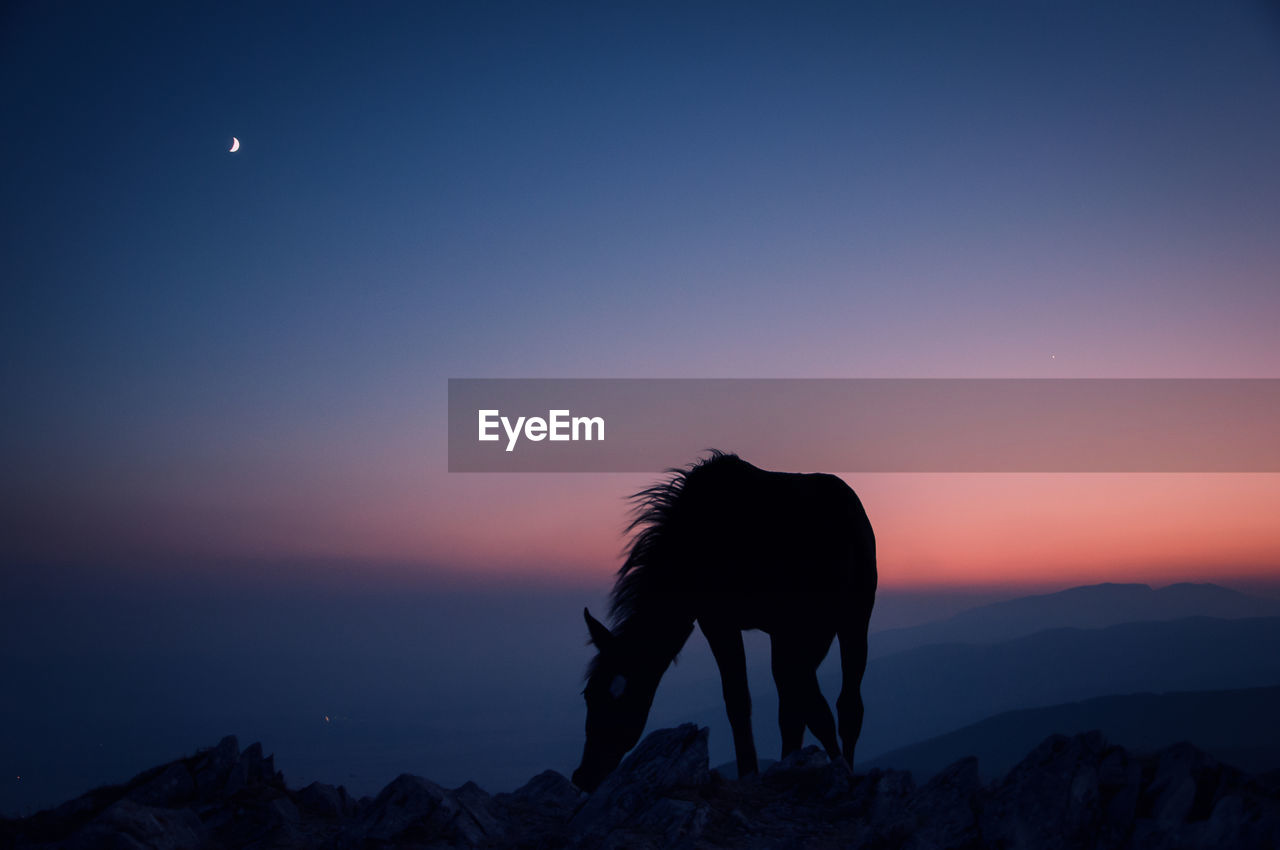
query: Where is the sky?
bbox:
[3,1,1280,588]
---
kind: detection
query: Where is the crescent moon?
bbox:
[229,137,240,153]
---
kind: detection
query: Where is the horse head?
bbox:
[572,607,658,791]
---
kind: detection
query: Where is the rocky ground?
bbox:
[3,724,1279,849]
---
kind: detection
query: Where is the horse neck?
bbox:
[618,607,695,678]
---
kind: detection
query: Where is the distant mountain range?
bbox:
[865,684,1280,780]
[852,615,1280,756]
[8,579,1277,819]
[870,582,1280,658]
[672,607,1280,769]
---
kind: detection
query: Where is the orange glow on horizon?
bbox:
[14,471,1277,594]
[405,473,1280,591]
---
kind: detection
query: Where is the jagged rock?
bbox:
[862,766,917,830]
[1098,742,1142,828]
[225,741,280,796]
[123,762,195,808]
[613,796,710,848]
[981,731,1116,850]
[1128,742,1280,850]
[66,799,202,850]
[357,772,498,847]
[510,769,583,814]
[1144,742,1208,827]
[901,756,982,850]
[763,746,854,798]
[204,791,304,849]
[493,770,583,847]
[296,781,354,819]
[5,727,1280,849]
[193,735,240,798]
[455,781,505,841]
[571,723,711,844]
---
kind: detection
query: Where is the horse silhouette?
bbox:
[572,451,877,791]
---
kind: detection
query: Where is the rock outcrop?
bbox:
[3,725,1278,849]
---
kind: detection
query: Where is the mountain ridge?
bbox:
[866,684,1280,781]
[670,614,1280,764]
[870,581,1280,658]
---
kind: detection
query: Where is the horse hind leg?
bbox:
[771,632,840,760]
[836,605,873,767]
[770,636,806,758]
[803,669,840,760]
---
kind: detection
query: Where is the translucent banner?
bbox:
[447,379,1280,472]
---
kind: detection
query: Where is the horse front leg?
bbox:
[702,620,759,777]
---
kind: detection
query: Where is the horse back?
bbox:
[678,461,876,630]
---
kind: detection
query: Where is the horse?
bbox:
[571,451,877,792]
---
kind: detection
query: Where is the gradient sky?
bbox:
[3,1,1279,589]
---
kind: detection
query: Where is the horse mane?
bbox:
[608,449,741,632]
[583,450,742,683]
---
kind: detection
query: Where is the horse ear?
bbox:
[584,607,615,649]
